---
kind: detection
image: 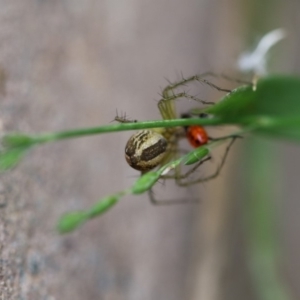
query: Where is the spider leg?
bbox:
[161,156,211,180]
[158,72,234,120]
[171,92,215,105]
[162,72,232,100]
[217,73,252,85]
[145,141,200,205]
[157,92,178,120]
[194,72,252,86]
[146,137,237,204]
[147,187,199,205]
[158,91,215,121]
[208,135,243,141]
[177,136,237,187]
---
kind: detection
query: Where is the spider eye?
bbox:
[125,130,168,171]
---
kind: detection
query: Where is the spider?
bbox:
[115,73,239,204]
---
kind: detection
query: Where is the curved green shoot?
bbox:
[57,137,231,233]
[58,193,124,233]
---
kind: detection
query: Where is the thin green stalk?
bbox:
[32,117,222,144]
[57,136,236,233]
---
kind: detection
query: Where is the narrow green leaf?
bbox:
[131,171,162,194]
[2,134,36,148]
[57,211,88,234]
[0,147,28,171]
[58,194,122,233]
[86,195,119,218]
[183,147,210,165]
[204,75,300,140]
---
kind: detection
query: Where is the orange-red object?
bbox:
[186,125,208,148]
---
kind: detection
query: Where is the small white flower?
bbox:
[237,28,287,76]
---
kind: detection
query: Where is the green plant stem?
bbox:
[57,137,236,233]
[32,117,222,144]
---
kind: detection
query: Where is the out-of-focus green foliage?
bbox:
[204,75,300,139]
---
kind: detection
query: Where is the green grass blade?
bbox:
[0,147,29,171]
[2,134,36,148]
[57,211,88,234]
[183,147,210,165]
[57,194,121,233]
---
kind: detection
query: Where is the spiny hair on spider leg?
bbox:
[163,76,173,85]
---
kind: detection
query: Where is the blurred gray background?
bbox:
[0,0,300,299]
